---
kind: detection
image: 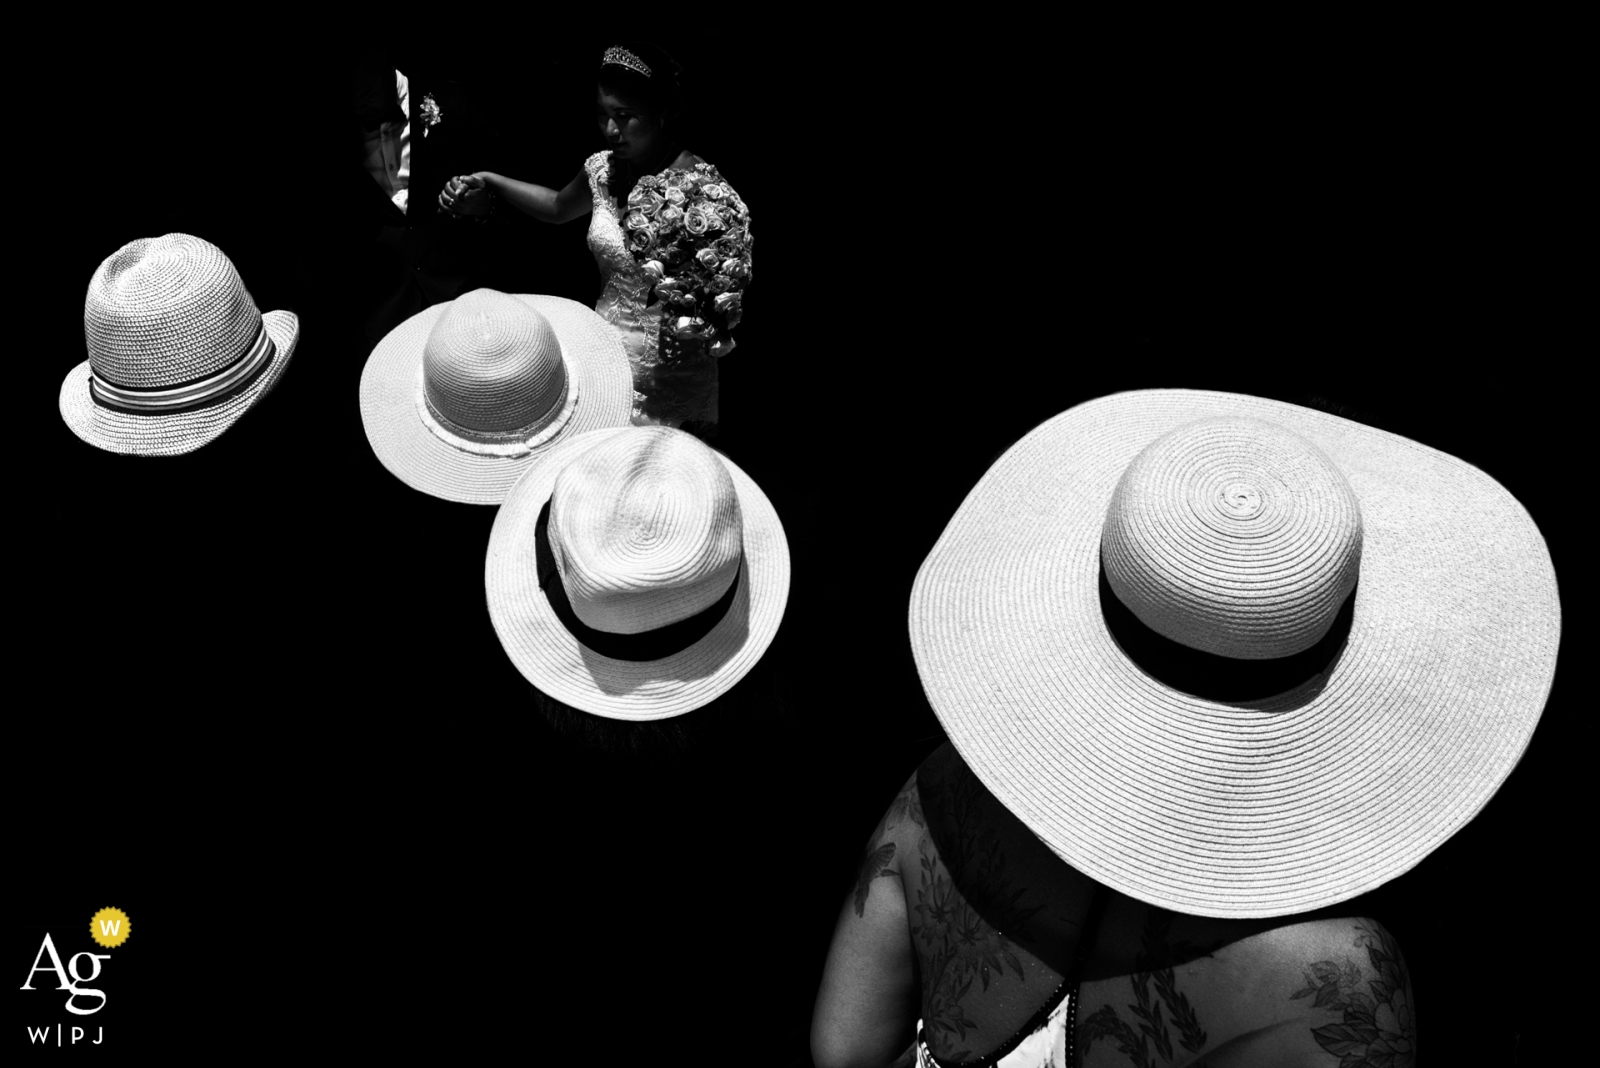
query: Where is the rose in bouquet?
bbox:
[625,163,753,361]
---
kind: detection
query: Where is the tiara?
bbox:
[602,46,651,78]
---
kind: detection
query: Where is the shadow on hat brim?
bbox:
[57,310,300,457]
[358,295,633,505]
[485,427,792,721]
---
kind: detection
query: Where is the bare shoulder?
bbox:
[1232,916,1413,1014]
[1255,916,1416,1065]
[1255,915,1410,976]
[848,761,928,920]
[814,761,928,1068]
[1078,915,1416,1066]
[1276,916,1412,1004]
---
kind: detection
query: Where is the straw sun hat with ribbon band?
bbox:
[360,288,633,504]
[909,389,1560,920]
[59,233,299,456]
[486,425,790,720]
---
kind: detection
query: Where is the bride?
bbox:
[440,42,749,434]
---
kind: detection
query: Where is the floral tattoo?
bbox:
[852,774,925,918]
[906,753,1046,1060]
[1076,910,1213,1068]
[1290,922,1416,1067]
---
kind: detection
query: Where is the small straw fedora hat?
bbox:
[486,425,790,720]
[59,233,299,455]
[910,389,1561,919]
[359,289,633,504]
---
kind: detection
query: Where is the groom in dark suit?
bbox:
[346,62,504,350]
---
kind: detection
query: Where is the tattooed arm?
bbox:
[1076,915,1417,1068]
[1280,918,1416,1068]
[811,771,925,1068]
[1198,918,1417,1068]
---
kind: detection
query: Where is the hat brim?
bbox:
[58,310,300,456]
[485,427,791,721]
[909,389,1561,918]
[359,295,633,505]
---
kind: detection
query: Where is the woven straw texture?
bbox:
[909,389,1561,918]
[360,291,632,504]
[486,426,791,720]
[1101,416,1364,660]
[58,234,298,455]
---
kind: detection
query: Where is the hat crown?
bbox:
[422,290,567,433]
[550,427,744,635]
[83,234,263,389]
[1101,416,1363,660]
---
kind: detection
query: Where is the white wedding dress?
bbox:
[584,150,724,429]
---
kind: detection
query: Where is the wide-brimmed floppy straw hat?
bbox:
[910,389,1560,919]
[486,425,790,720]
[59,233,299,455]
[360,288,632,504]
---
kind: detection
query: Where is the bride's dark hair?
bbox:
[597,40,685,122]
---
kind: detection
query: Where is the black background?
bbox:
[16,24,1578,1064]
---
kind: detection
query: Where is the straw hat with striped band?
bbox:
[486,425,790,720]
[59,233,298,455]
[360,289,632,504]
[910,389,1560,919]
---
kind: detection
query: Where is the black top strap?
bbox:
[1068,882,1110,985]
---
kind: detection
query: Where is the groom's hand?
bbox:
[440,175,492,217]
[438,176,467,213]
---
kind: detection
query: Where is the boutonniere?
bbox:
[420,93,442,137]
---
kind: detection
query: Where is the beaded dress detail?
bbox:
[585,151,725,428]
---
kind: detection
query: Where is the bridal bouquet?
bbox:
[622,163,753,361]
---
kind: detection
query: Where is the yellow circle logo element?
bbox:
[89,907,131,948]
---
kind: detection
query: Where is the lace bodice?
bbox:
[585,152,659,423]
[584,152,652,299]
